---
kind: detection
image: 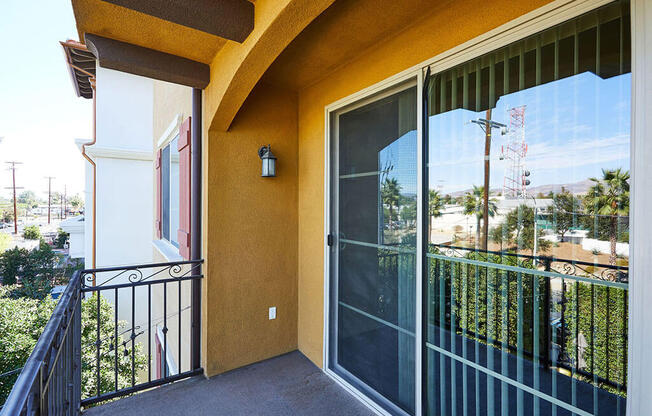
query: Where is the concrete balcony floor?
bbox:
[84,351,375,416]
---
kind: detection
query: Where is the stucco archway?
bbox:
[204,0,335,132]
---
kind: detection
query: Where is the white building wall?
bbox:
[76,68,155,334]
[95,67,154,151]
[89,67,154,270]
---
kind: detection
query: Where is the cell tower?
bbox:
[500,105,529,199]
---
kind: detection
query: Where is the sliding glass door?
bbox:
[329,83,417,415]
[328,2,630,415]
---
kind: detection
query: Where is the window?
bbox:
[160,136,180,247]
[156,116,192,259]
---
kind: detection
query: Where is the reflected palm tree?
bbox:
[428,189,444,244]
[381,178,402,231]
[585,168,630,266]
[463,185,497,249]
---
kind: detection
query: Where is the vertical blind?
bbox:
[428,1,630,116]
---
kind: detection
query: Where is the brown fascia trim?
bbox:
[100,0,253,43]
[85,34,210,89]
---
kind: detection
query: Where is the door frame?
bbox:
[322,1,635,416]
[325,75,420,416]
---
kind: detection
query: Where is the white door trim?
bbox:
[626,0,648,415]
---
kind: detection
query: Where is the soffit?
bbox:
[71,0,232,64]
[262,0,451,91]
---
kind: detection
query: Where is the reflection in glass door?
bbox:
[424,2,630,415]
[329,84,417,415]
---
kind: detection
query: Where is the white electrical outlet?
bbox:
[269,307,276,320]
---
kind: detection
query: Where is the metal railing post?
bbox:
[191,88,202,371]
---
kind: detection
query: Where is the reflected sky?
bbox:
[428,71,630,195]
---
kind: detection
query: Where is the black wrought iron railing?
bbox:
[1,259,203,415]
[1,270,82,416]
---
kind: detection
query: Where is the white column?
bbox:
[627,1,652,415]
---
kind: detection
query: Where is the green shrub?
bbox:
[22,225,41,240]
[0,242,63,292]
[55,228,69,249]
[0,247,29,285]
[0,289,147,404]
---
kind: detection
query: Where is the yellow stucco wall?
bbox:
[295,0,554,367]
[203,82,299,376]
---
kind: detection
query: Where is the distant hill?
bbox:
[526,179,595,196]
[449,179,595,197]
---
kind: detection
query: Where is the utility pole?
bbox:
[63,185,67,219]
[5,161,23,234]
[471,113,506,250]
[45,176,55,224]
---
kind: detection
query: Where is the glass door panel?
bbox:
[424,2,630,415]
[330,84,417,415]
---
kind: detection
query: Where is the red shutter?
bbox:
[177,117,192,260]
[155,149,162,239]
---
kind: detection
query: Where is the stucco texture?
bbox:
[204,82,299,376]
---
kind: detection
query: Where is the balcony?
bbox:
[0,251,628,415]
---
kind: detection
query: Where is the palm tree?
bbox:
[463,185,497,249]
[428,189,445,244]
[584,168,630,266]
[381,178,402,231]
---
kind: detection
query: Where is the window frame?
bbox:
[160,136,180,247]
[155,114,184,257]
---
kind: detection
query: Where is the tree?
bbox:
[400,199,417,227]
[489,225,506,251]
[22,225,41,240]
[50,191,62,205]
[381,178,402,231]
[0,247,29,285]
[17,191,39,208]
[463,185,497,249]
[0,288,147,404]
[1,210,13,224]
[69,194,84,211]
[0,241,65,292]
[584,168,630,266]
[505,205,552,255]
[546,188,581,242]
[428,189,445,244]
[55,228,69,249]
[0,286,55,402]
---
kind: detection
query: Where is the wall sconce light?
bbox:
[258,144,277,177]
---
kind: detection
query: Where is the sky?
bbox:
[0,1,92,201]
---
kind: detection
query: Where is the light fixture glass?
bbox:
[258,144,277,177]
